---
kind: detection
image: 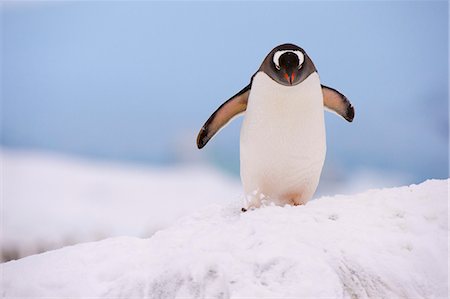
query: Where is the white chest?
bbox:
[240,72,326,206]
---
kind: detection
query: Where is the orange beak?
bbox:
[284,72,296,85]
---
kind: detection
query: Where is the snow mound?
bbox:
[2,180,448,298]
[1,149,241,261]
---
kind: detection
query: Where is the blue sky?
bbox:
[1,1,448,185]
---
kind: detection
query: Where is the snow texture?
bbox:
[2,179,448,298]
[1,149,412,261]
[1,150,241,260]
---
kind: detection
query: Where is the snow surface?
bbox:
[1,149,414,261]
[2,179,448,298]
[1,149,241,261]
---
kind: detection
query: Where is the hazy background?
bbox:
[2,1,448,193]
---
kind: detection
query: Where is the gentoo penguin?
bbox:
[197,43,354,210]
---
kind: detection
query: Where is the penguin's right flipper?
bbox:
[322,85,355,122]
[197,83,250,149]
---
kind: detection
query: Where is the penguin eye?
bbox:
[273,50,305,71]
[295,51,305,69]
[273,51,284,70]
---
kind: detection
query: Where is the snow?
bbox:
[2,179,448,298]
[1,149,414,262]
[1,149,241,260]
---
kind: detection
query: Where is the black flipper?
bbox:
[197,83,251,149]
[322,85,355,122]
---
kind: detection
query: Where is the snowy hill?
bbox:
[1,149,241,261]
[2,179,448,298]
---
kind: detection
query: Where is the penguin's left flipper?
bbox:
[197,83,251,149]
[322,85,355,122]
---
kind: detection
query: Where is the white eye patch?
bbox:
[273,50,305,70]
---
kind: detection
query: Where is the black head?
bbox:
[259,43,317,86]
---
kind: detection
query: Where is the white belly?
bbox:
[240,72,326,207]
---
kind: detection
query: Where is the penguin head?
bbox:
[259,43,317,87]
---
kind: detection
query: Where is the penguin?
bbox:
[197,43,354,210]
